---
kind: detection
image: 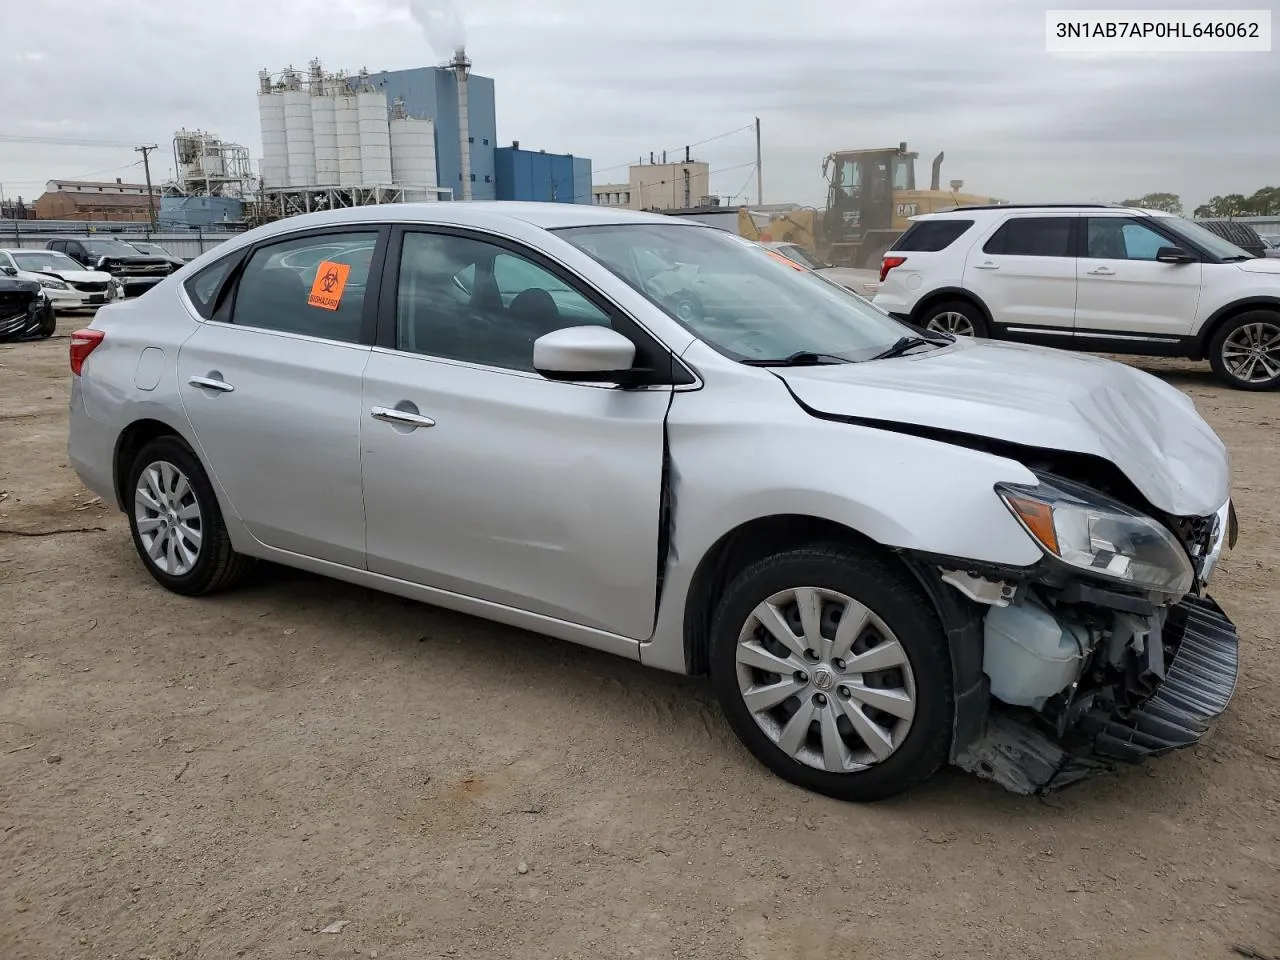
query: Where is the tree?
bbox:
[1121,192,1183,215]
[1193,187,1280,219]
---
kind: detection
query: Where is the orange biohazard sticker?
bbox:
[307,260,351,310]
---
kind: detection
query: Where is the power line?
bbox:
[2,159,144,189]
[589,123,756,178]
[0,133,142,148]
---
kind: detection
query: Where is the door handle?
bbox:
[188,375,234,393]
[972,262,999,270]
[370,406,436,429]
[1087,267,1115,276]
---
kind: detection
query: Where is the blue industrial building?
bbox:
[363,66,498,201]
[493,144,592,204]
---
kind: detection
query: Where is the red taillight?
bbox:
[69,329,105,376]
[879,255,907,284]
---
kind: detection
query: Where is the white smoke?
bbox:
[408,0,466,57]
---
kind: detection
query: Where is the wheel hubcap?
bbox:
[735,587,916,773]
[1222,321,1280,384]
[134,460,203,576]
[927,311,976,337]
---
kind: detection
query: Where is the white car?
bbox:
[1261,234,1280,259]
[66,202,1239,801]
[0,248,124,310]
[872,204,1280,390]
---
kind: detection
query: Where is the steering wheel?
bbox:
[663,287,706,325]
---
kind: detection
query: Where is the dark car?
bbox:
[0,267,56,341]
[122,240,187,270]
[45,237,176,297]
[1196,219,1267,259]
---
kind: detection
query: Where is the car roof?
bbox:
[258,201,686,234]
[0,247,75,255]
[908,204,1180,222]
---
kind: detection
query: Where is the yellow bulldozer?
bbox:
[738,142,1001,268]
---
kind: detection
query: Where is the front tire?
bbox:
[1208,310,1280,390]
[709,544,952,802]
[918,299,989,338]
[126,436,253,596]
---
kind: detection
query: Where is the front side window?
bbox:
[558,223,914,363]
[1086,218,1168,260]
[395,232,612,371]
[983,217,1074,257]
[230,231,377,342]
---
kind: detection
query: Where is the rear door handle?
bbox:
[972,262,999,270]
[370,406,436,429]
[1087,267,1115,276]
[188,375,234,393]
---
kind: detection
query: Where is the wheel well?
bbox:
[1193,298,1280,360]
[909,289,992,327]
[113,419,182,509]
[681,514,909,676]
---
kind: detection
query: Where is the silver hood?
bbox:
[777,338,1229,517]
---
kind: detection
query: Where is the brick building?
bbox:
[33,178,159,221]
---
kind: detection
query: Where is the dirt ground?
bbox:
[2,317,1277,960]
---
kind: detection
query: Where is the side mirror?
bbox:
[0,265,16,277]
[1156,246,1195,264]
[533,326,642,384]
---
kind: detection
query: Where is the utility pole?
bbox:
[754,117,763,206]
[136,144,158,228]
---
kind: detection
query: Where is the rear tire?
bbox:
[1208,310,1280,391]
[918,299,989,338]
[126,436,254,596]
[709,543,952,802]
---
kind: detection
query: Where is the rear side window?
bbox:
[183,255,241,319]
[891,219,974,252]
[230,231,379,343]
[983,217,1074,257]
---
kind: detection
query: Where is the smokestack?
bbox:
[650,152,654,164]
[684,145,690,163]
[930,151,944,191]
[450,46,472,200]
[662,150,667,164]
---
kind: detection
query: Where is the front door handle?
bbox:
[188,375,234,393]
[972,262,999,270]
[1087,267,1115,276]
[370,406,436,429]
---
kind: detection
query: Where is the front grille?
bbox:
[72,281,108,293]
[1087,595,1238,761]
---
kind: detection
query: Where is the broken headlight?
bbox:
[996,478,1194,597]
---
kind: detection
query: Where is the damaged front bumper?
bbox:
[954,593,1240,795]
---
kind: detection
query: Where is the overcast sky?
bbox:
[2,0,1276,211]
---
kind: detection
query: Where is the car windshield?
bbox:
[1160,217,1254,260]
[557,223,915,363]
[81,239,142,256]
[12,251,83,272]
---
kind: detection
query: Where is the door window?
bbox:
[395,232,612,372]
[230,232,377,343]
[1086,218,1168,261]
[982,217,1074,257]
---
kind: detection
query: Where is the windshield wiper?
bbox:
[742,350,851,367]
[870,335,936,361]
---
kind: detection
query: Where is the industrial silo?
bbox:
[282,73,316,187]
[256,71,289,189]
[311,89,339,187]
[357,90,393,185]
[335,94,363,186]
[390,116,438,197]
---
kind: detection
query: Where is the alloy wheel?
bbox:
[1221,321,1280,384]
[734,587,916,773]
[926,311,976,337]
[133,460,203,576]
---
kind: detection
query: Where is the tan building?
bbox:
[593,160,712,212]
[33,179,159,221]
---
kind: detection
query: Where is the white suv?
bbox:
[872,204,1280,390]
